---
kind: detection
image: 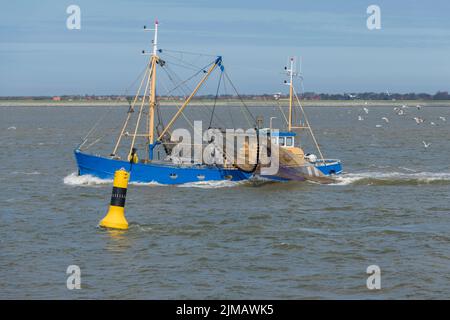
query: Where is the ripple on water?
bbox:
[2,106,450,299]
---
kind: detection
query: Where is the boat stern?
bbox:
[315,159,343,176]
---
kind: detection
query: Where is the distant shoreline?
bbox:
[1,99,450,108]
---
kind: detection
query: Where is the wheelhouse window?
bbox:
[278,137,285,146]
[286,137,294,147]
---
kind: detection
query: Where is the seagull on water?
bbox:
[413,117,424,124]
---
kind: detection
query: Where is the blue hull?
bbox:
[74,149,253,184]
[74,150,342,185]
[315,160,343,175]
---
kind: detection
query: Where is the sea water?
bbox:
[1,105,449,299]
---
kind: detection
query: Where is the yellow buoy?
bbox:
[99,168,130,230]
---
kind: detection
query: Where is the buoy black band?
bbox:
[110,186,127,207]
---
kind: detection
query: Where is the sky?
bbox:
[1,0,450,96]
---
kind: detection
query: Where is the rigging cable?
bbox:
[223,70,256,127]
[161,59,213,96]
[159,48,217,58]
[222,77,236,128]
[162,59,226,127]
[79,63,149,150]
[292,86,325,160]
[208,71,223,128]
[111,61,152,156]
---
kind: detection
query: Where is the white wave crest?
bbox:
[11,171,41,175]
[178,179,246,189]
[65,170,448,188]
[130,181,165,187]
[63,172,112,186]
[333,171,450,186]
[63,172,243,188]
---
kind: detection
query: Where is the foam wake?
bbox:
[11,171,41,175]
[64,171,450,188]
[63,172,246,188]
[333,171,450,186]
[63,172,112,186]
[178,179,248,189]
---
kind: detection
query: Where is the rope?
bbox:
[163,61,226,127]
[160,48,217,57]
[275,99,289,128]
[222,78,236,128]
[111,61,151,155]
[223,70,256,127]
[162,51,210,72]
[124,63,151,108]
[162,61,213,96]
[292,86,325,160]
[209,71,223,128]
[129,60,153,155]
[79,65,149,150]
[79,111,109,149]
[159,67,196,132]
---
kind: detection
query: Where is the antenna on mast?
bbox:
[138,19,160,159]
[142,19,159,57]
[153,19,158,56]
[284,57,297,131]
[284,57,298,85]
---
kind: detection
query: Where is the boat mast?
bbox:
[287,57,294,132]
[287,56,326,160]
[285,57,308,131]
[148,19,158,159]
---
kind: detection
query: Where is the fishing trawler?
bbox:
[74,20,342,184]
